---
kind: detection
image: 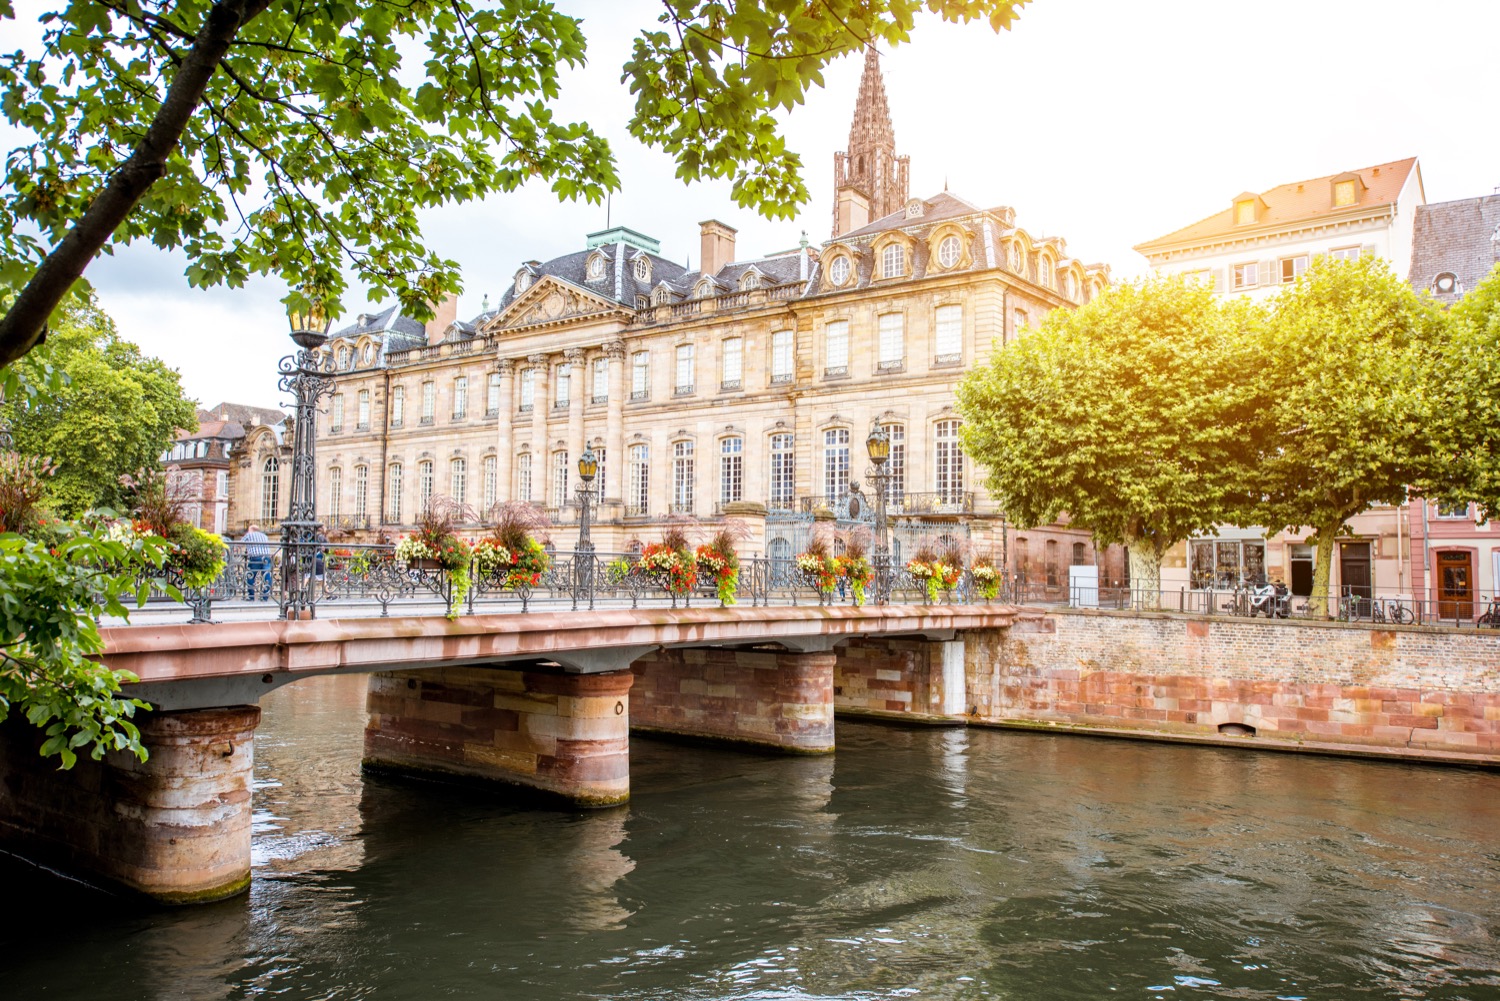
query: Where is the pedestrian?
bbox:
[314,527,328,580]
[242,524,272,601]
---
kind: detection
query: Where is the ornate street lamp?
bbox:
[866,424,892,605]
[278,299,335,617]
[574,447,598,610]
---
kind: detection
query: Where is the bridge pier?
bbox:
[629,647,836,753]
[0,705,260,905]
[363,666,633,807]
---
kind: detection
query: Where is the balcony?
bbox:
[451,410,468,422]
[770,372,793,386]
[823,365,848,380]
[877,359,905,374]
[419,415,434,426]
[630,390,649,402]
[591,394,608,405]
[325,515,372,531]
[720,379,742,392]
[673,385,694,397]
[796,490,975,518]
[932,353,962,368]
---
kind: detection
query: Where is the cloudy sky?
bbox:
[30,0,1500,410]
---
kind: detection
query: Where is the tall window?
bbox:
[388,463,403,522]
[1038,256,1053,288]
[353,465,368,518]
[672,441,695,513]
[824,320,849,375]
[216,471,228,499]
[720,437,743,506]
[357,389,371,429]
[631,351,650,400]
[260,457,279,522]
[390,385,405,427]
[555,364,571,407]
[593,448,607,498]
[551,451,569,508]
[881,243,905,278]
[418,459,434,511]
[934,305,962,362]
[592,358,609,403]
[330,394,344,432]
[675,343,695,394]
[327,467,342,518]
[771,330,794,383]
[878,313,904,369]
[482,455,497,510]
[450,458,467,506]
[769,433,795,510]
[823,428,850,498]
[516,453,532,502]
[519,368,535,411]
[1232,262,1259,290]
[721,337,742,389]
[453,376,468,419]
[420,381,435,423]
[883,423,906,500]
[628,444,650,515]
[935,420,964,504]
[487,373,502,415]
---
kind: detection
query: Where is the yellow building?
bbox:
[261,49,1112,586]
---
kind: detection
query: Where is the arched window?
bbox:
[934,420,964,505]
[1071,541,1087,565]
[388,463,403,522]
[769,433,795,511]
[823,428,850,499]
[937,235,962,269]
[390,385,405,427]
[482,455,498,511]
[695,279,713,299]
[881,423,906,501]
[634,256,651,282]
[1045,539,1060,586]
[1009,241,1025,273]
[1038,256,1053,288]
[671,441,694,514]
[337,345,352,370]
[828,255,851,286]
[551,451,569,509]
[516,452,532,502]
[586,254,605,281]
[450,458,467,506]
[417,459,434,512]
[353,465,368,518]
[627,444,650,516]
[260,457,279,523]
[328,466,342,518]
[741,271,760,290]
[719,437,743,506]
[652,286,671,306]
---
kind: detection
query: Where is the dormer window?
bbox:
[634,256,651,282]
[694,279,713,299]
[515,270,531,295]
[360,343,375,365]
[1009,241,1025,272]
[652,285,671,306]
[1038,256,1053,288]
[1334,179,1357,207]
[586,254,605,281]
[904,198,925,219]
[337,345,352,370]
[1234,199,1256,225]
[1434,272,1458,295]
[828,255,851,287]
[881,243,905,279]
[741,271,760,291]
[1063,272,1077,300]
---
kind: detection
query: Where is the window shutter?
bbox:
[1212,267,1226,293]
[1259,260,1275,287]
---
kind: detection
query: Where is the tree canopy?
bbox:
[1248,255,1446,606]
[956,275,1263,590]
[0,0,1030,369]
[1,295,198,517]
[1429,262,1500,518]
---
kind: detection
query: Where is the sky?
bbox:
[11,0,1500,409]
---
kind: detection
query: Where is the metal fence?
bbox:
[151,542,1015,622]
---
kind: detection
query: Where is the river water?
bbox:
[3,673,1498,1000]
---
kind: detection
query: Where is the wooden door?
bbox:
[1339,541,1372,613]
[1437,550,1475,620]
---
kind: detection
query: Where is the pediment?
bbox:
[490,275,630,331]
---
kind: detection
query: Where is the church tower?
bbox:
[831,47,911,238]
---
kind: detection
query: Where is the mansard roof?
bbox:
[838,191,983,239]
[329,304,426,350]
[1409,194,1500,304]
[494,245,687,316]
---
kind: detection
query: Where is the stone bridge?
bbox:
[0,604,1014,905]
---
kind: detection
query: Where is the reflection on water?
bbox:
[2,673,1498,1000]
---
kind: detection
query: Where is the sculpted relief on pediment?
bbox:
[494,278,626,332]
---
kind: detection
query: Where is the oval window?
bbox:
[938,235,961,269]
[829,256,851,286]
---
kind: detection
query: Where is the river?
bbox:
[3,673,1498,1000]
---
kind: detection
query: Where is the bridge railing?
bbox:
[146,543,1021,621]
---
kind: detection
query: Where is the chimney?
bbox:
[833,187,870,238]
[425,292,459,344]
[699,219,737,276]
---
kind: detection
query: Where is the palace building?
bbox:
[240,48,1114,585]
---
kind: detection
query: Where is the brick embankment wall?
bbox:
[967,611,1500,760]
[833,638,960,721]
[0,706,260,904]
[628,648,834,753]
[364,667,632,806]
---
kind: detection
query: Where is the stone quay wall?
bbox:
[966,611,1500,757]
[833,637,963,719]
[364,666,632,806]
[628,647,835,753]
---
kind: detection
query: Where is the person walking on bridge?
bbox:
[242,524,272,601]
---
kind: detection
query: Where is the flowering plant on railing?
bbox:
[795,552,838,593]
[836,526,873,605]
[694,522,745,605]
[399,499,475,618]
[121,471,228,588]
[970,559,1001,601]
[473,536,550,589]
[639,542,698,594]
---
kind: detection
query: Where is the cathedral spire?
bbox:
[831,46,910,237]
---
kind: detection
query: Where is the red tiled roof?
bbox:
[1135,157,1420,252]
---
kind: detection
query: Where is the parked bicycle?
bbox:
[1368,597,1415,626]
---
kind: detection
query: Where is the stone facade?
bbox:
[969,611,1500,758]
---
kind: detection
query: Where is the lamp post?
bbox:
[575,447,598,610]
[865,424,892,605]
[278,300,335,618]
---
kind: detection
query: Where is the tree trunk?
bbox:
[1309,528,1338,618]
[0,0,272,370]
[1127,537,1163,610]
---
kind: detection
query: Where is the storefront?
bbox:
[1188,534,1266,589]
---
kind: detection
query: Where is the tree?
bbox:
[956,276,1263,596]
[1250,255,1448,613]
[0,0,1030,369]
[1428,262,1500,517]
[1,295,198,517]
